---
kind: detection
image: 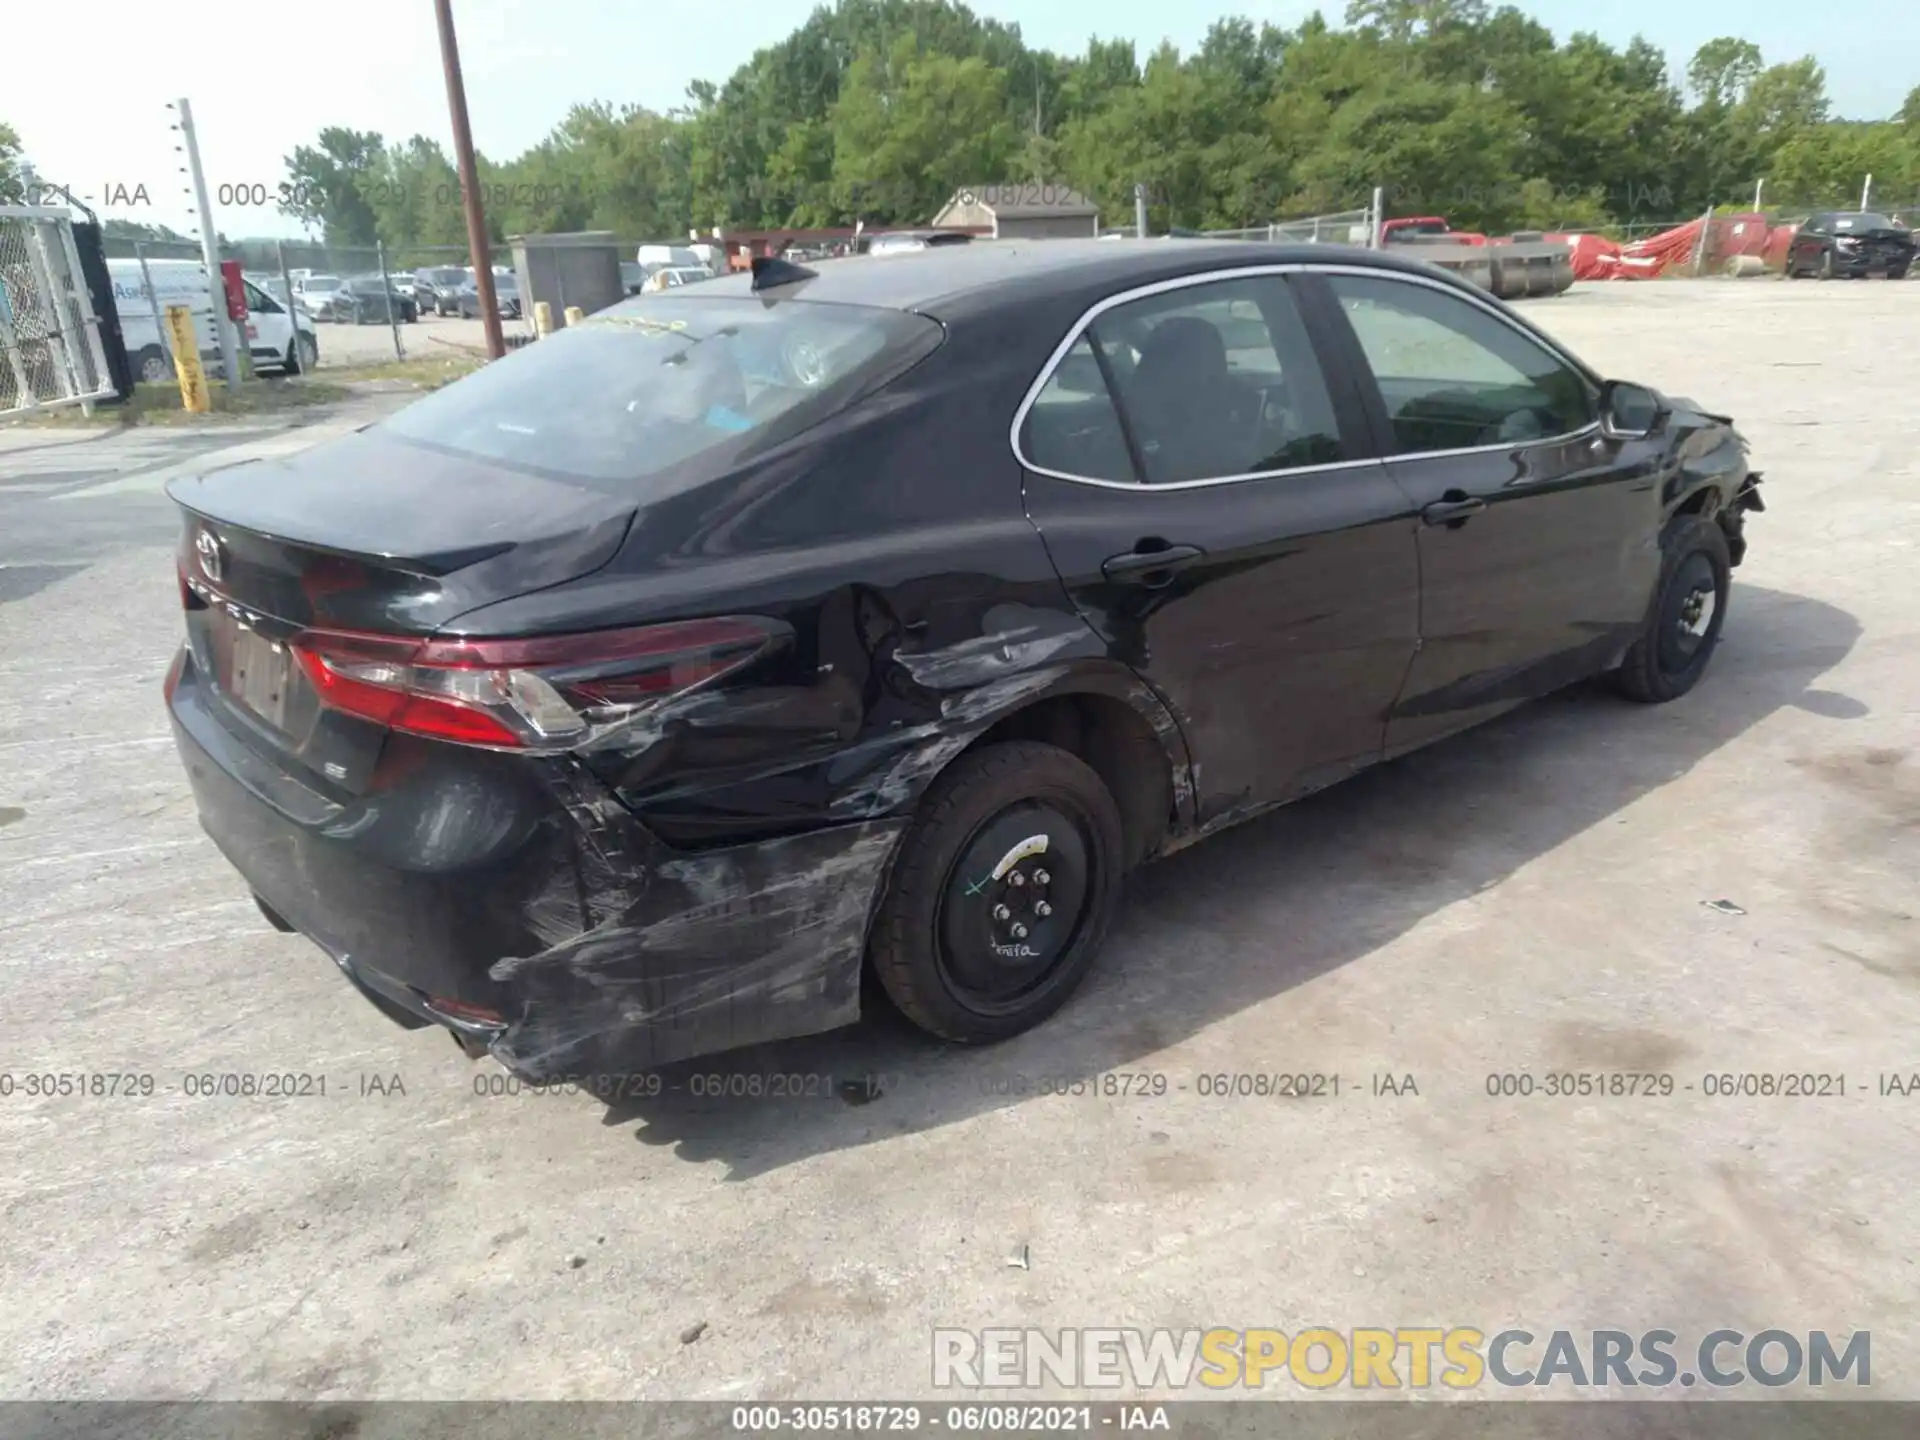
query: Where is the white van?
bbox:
[636,243,704,274]
[106,259,319,383]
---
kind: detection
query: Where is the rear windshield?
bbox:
[376,295,943,490]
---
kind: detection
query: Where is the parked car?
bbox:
[457,271,520,319]
[1784,212,1914,279]
[642,265,711,292]
[863,229,975,256]
[415,266,470,316]
[292,274,347,320]
[162,240,1763,1080]
[108,259,318,381]
[334,276,418,324]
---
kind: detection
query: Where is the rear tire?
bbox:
[1889,264,1910,281]
[869,741,1125,1045]
[1614,515,1732,704]
[286,332,318,375]
[133,345,170,384]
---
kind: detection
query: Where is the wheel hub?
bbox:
[938,804,1090,1009]
[1677,585,1716,639]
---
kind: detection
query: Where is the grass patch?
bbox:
[319,353,486,389]
[6,377,351,429]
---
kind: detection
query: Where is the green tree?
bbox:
[0,121,24,205]
[830,34,1021,222]
[280,128,385,245]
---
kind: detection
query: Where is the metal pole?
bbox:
[175,98,241,389]
[376,240,403,360]
[1370,187,1386,249]
[1134,183,1148,240]
[1753,178,1765,212]
[1860,174,1873,211]
[135,241,171,377]
[275,240,305,373]
[435,0,504,359]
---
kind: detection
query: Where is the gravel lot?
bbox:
[2,278,1917,1404]
[308,310,534,369]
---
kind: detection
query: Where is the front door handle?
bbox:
[1101,543,1205,586]
[1421,494,1487,528]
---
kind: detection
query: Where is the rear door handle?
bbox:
[1101,544,1205,585]
[1421,496,1487,527]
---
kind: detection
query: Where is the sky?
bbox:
[7,0,1909,240]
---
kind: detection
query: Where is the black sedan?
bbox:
[334,276,419,324]
[163,241,1763,1081]
[457,273,520,319]
[1785,212,1913,279]
[415,266,471,316]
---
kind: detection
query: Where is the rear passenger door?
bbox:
[1304,269,1661,755]
[1017,270,1421,827]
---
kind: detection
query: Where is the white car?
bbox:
[293,274,347,320]
[643,265,711,292]
[107,259,318,383]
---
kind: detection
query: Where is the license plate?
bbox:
[225,623,294,731]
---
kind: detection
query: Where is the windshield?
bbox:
[305,277,341,292]
[1833,213,1896,231]
[377,296,942,490]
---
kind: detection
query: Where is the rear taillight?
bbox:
[289,617,785,751]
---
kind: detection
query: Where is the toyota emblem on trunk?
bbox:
[195,529,225,584]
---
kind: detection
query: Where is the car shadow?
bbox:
[591,583,1861,1178]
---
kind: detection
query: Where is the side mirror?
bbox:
[1599,379,1667,440]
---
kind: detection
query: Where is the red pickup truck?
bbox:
[1380,216,1490,246]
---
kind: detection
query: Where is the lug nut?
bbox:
[1033,869,1050,885]
[1010,923,1029,940]
[1007,871,1025,888]
[992,904,1011,921]
[1034,901,1052,918]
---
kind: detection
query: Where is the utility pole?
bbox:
[434,0,504,359]
[1135,183,1148,240]
[172,99,241,389]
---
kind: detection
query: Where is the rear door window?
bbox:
[1090,275,1345,485]
[1020,335,1136,483]
[376,296,943,492]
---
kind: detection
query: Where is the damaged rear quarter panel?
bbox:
[443,327,1198,1073]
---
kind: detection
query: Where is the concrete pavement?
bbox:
[1,280,1916,1404]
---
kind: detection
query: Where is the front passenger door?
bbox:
[1309,270,1663,755]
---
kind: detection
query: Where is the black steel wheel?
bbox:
[870,741,1125,1043]
[1614,515,1731,704]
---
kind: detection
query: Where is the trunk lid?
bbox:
[167,428,634,793]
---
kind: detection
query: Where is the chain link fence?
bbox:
[1199,206,1379,247]
[1,206,116,417]
[98,235,537,370]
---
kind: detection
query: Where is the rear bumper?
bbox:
[168,648,904,1080]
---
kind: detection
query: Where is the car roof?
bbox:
[685,239,1476,318]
